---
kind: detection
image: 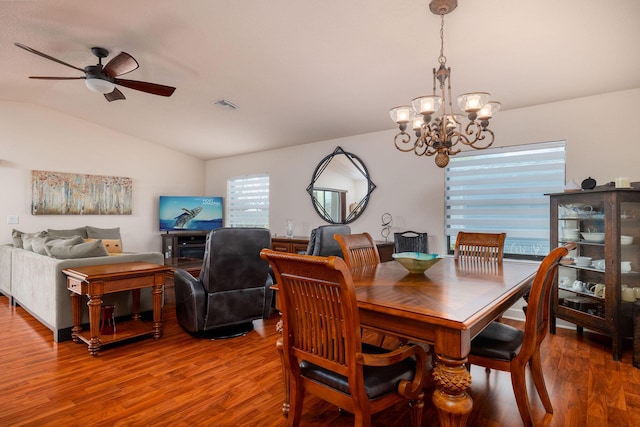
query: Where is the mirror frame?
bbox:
[306,146,376,224]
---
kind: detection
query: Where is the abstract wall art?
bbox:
[31,170,132,215]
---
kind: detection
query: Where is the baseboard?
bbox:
[502,304,581,330]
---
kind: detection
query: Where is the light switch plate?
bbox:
[7,215,19,224]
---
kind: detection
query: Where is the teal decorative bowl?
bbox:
[392,252,441,274]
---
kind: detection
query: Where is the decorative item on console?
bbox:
[380,213,392,242]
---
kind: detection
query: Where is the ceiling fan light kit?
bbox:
[14,42,176,102]
[389,0,499,168]
[84,76,115,94]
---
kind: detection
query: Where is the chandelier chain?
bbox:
[438,13,446,65]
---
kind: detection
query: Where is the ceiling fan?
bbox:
[14,42,176,102]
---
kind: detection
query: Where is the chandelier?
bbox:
[389,0,500,168]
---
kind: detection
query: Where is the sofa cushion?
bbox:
[21,231,48,252]
[47,227,89,239]
[86,226,121,240]
[85,238,123,254]
[47,239,110,259]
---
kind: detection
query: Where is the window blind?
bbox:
[445,141,566,258]
[226,174,270,228]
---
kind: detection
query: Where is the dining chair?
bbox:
[260,249,426,427]
[334,232,381,269]
[334,232,403,348]
[454,231,506,263]
[393,231,428,253]
[467,242,575,427]
[305,224,351,257]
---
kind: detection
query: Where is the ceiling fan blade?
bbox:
[14,42,85,73]
[103,52,139,78]
[113,78,176,97]
[29,76,85,80]
[104,88,126,102]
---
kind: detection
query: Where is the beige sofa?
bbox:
[0,243,164,342]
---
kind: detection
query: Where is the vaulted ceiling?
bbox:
[2,0,639,160]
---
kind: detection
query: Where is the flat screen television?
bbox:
[159,196,223,232]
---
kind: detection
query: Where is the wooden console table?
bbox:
[63,262,170,356]
[271,235,394,262]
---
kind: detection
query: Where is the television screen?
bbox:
[159,196,223,232]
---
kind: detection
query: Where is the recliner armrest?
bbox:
[174,268,206,332]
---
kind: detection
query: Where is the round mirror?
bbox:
[306,146,376,224]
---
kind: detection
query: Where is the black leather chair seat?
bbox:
[470,321,524,361]
[300,343,416,399]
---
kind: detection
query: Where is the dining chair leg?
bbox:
[288,381,304,427]
[510,362,534,427]
[409,393,425,427]
[353,407,372,427]
[530,351,553,413]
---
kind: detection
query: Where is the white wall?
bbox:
[205,89,640,256]
[0,101,205,252]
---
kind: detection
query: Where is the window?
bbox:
[226,174,269,228]
[445,141,566,259]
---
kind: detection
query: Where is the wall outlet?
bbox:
[7,215,19,224]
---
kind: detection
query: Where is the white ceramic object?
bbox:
[621,261,632,273]
[574,256,592,267]
[622,287,635,302]
[620,235,633,245]
[581,232,605,243]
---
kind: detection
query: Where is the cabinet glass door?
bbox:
[557,201,606,319]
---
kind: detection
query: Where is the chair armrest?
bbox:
[356,343,426,399]
[174,268,206,333]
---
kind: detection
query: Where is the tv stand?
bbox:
[162,231,209,261]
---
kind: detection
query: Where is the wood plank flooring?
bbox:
[1,290,639,426]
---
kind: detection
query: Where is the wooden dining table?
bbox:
[349,257,539,427]
[274,256,539,426]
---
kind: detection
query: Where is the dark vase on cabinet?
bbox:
[548,188,640,360]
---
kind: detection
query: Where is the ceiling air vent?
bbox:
[213,99,239,110]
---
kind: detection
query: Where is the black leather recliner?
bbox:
[306,224,351,257]
[174,227,273,337]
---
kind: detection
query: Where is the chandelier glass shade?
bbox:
[389,0,500,168]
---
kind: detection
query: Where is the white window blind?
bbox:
[445,141,566,258]
[226,174,269,228]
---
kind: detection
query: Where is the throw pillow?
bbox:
[43,236,85,256]
[47,239,109,259]
[21,231,48,252]
[85,238,123,254]
[86,226,121,240]
[12,229,24,248]
[31,235,51,255]
[47,227,89,239]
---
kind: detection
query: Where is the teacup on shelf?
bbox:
[574,256,592,267]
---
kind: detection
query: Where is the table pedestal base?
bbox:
[432,355,473,427]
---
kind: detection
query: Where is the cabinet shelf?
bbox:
[162,231,208,261]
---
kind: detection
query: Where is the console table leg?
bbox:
[132,288,141,321]
[70,292,82,343]
[152,282,163,340]
[432,354,473,427]
[87,293,103,356]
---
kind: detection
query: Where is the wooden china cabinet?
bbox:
[548,187,640,360]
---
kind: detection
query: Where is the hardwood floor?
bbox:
[1,291,639,426]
